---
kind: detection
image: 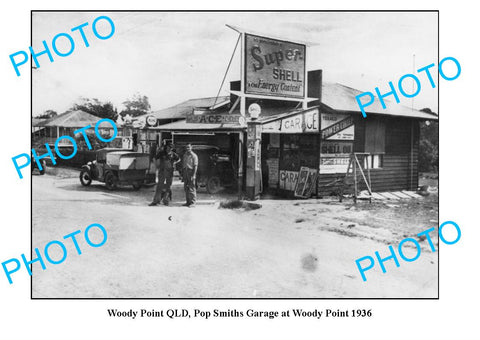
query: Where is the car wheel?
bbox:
[39,161,47,175]
[79,170,92,186]
[105,172,117,190]
[206,176,222,194]
[132,182,142,190]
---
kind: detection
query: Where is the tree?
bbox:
[72,97,118,121]
[418,108,438,173]
[73,128,113,150]
[420,107,433,114]
[120,93,151,117]
[36,109,57,119]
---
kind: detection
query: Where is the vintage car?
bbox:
[32,144,57,166]
[79,148,150,190]
[175,145,235,194]
[31,157,46,175]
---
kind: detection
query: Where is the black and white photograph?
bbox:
[29,11,440,298]
[4,1,480,338]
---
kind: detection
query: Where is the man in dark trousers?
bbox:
[149,142,179,206]
[182,144,198,207]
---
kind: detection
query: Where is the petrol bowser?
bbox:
[246,117,262,200]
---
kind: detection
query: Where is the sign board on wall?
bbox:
[187,113,243,124]
[319,156,351,174]
[245,34,306,99]
[321,141,353,154]
[320,113,354,140]
[262,109,319,133]
[267,158,279,187]
[320,113,354,174]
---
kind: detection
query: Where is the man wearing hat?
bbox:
[149,142,180,206]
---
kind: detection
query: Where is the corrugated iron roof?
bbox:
[42,110,105,127]
[321,82,438,120]
[143,82,437,125]
[152,119,243,131]
[32,118,48,127]
[142,96,231,120]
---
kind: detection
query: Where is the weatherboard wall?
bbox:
[317,116,420,196]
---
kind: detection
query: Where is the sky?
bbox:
[31,11,438,116]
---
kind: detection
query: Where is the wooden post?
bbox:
[237,31,245,199]
[353,154,357,202]
[410,120,414,190]
[367,155,372,193]
[315,133,320,197]
[355,156,372,194]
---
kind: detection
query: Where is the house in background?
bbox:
[32,110,118,147]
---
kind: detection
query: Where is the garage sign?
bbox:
[262,109,318,133]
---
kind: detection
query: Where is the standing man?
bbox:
[149,142,180,206]
[182,144,198,207]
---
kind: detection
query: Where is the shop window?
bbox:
[364,154,384,169]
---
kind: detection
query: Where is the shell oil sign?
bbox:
[245,33,306,99]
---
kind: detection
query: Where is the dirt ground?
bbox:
[31,167,438,298]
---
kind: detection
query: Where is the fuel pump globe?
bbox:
[248,103,261,120]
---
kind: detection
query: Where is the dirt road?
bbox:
[32,168,438,298]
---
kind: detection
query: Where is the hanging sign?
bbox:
[146,115,157,126]
[132,119,146,129]
[245,33,306,99]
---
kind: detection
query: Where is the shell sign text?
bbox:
[245,33,306,99]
